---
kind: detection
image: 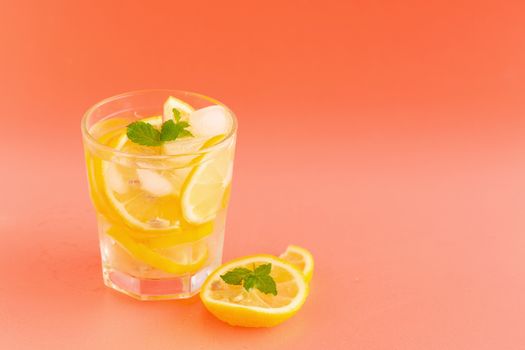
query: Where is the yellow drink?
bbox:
[82,91,236,300]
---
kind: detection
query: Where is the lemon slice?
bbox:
[163,96,195,123]
[179,111,235,225]
[107,225,208,274]
[279,245,314,283]
[86,120,133,221]
[180,140,234,224]
[200,255,309,327]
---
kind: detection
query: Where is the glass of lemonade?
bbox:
[81,90,237,300]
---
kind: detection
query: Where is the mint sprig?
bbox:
[127,108,193,146]
[220,263,278,295]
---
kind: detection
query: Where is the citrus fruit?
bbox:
[163,95,195,123]
[200,255,309,327]
[279,245,314,282]
[180,140,234,224]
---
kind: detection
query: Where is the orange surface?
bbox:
[1,0,525,348]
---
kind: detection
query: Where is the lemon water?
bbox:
[83,96,236,300]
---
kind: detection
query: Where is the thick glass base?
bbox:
[97,214,226,300]
[102,264,215,300]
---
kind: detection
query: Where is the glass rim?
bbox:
[81,89,238,159]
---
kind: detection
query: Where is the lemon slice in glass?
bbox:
[180,139,234,224]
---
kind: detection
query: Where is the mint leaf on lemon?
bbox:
[127,108,193,146]
[254,263,272,276]
[255,274,277,295]
[220,267,251,285]
[220,263,278,295]
[243,275,257,291]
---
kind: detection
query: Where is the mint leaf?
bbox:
[160,119,193,142]
[172,108,181,122]
[159,117,193,143]
[220,263,278,295]
[255,274,277,295]
[178,129,194,138]
[254,263,272,276]
[126,105,194,146]
[127,121,161,146]
[220,267,251,285]
[176,120,190,129]
[160,120,178,141]
[243,275,257,291]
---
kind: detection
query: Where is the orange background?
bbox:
[1,0,525,348]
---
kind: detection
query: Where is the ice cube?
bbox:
[106,163,128,194]
[136,169,173,196]
[189,105,232,137]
